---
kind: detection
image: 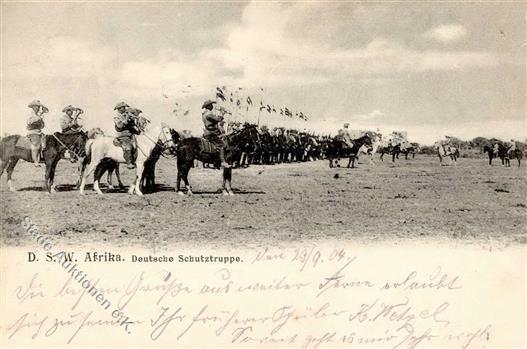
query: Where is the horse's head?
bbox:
[357,135,372,147]
[158,123,178,155]
[87,127,104,139]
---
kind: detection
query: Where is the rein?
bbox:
[52,133,84,160]
[136,126,177,159]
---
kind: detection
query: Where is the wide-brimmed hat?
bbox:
[114,102,130,110]
[343,123,350,127]
[62,105,75,113]
[28,100,43,108]
[202,99,216,109]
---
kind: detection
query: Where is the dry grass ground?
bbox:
[1,155,525,248]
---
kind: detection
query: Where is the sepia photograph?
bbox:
[1,1,525,348]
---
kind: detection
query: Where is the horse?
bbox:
[78,117,176,196]
[434,142,459,166]
[378,143,398,162]
[326,135,372,168]
[398,143,419,160]
[175,124,261,196]
[0,131,87,192]
[498,144,522,167]
[483,144,499,166]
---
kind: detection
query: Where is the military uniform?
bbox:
[338,124,353,148]
[26,100,47,166]
[113,102,137,169]
[202,100,228,167]
[60,106,83,134]
[507,140,516,155]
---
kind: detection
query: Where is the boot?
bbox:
[31,146,41,167]
[124,148,136,169]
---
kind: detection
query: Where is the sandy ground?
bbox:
[1,155,525,248]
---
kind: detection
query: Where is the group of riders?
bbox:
[22,98,520,173]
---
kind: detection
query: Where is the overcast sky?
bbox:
[1,1,525,144]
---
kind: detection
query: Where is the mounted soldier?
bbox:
[202,99,229,168]
[60,105,84,134]
[339,123,354,147]
[26,100,48,167]
[113,101,139,169]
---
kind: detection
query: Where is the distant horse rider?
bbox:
[202,99,229,168]
[113,101,138,169]
[337,123,354,150]
[493,142,500,156]
[26,100,48,167]
[507,139,516,156]
[60,105,83,133]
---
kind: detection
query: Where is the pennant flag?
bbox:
[183,110,190,116]
[216,87,226,101]
[162,94,169,99]
[266,105,272,113]
[272,106,277,113]
[280,108,284,115]
[247,96,253,105]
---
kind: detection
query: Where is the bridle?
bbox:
[52,132,85,160]
[135,120,177,158]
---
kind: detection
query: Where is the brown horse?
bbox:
[0,132,87,192]
[176,125,260,195]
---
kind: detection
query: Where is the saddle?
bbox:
[113,135,137,147]
[113,135,138,160]
[15,136,33,149]
[200,137,220,154]
[16,134,46,151]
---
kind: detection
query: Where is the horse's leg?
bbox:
[79,161,98,195]
[49,158,60,193]
[222,168,229,196]
[346,156,352,168]
[107,167,114,190]
[6,158,18,192]
[226,167,234,195]
[44,159,53,193]
[133,162,145,196]
[183,166,192,195]
[0,158,8,179]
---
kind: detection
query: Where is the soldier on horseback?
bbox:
[507,139,517,156]
[26,100,48,167]
[113,102,139,169]
[60,105,83,134]
[202,99,229,168]
[337,123,354,151]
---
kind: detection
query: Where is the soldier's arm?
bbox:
[27,115,42,126]
[113,116,128,129]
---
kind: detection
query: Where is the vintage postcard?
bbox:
[0,1,525,348]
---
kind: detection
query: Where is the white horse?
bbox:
[79,118,175,196]
[434,141,459,166]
